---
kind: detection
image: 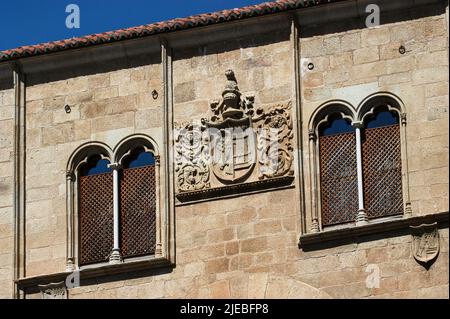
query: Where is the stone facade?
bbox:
[0,0,448,299]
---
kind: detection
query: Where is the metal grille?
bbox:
[120,165,157,258]
[362,124,403,218]
[319,132,358,226]
[79,173,114,265]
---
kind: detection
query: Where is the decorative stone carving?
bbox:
[254,101,294,179]
[174,121,210,192]
[174,69,294,200]
[204,70,256,184]
[209,69,255,123]
[410,222,440,267]
[38,282,67,299]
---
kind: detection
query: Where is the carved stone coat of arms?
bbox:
[410,222,440,267]
[174,70,294,202]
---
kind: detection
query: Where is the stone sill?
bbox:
[298,211,449,248]
[16,256,172,290]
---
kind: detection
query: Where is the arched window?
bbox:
[78,155,114,265]
[319,116,358,226]
[119,147,157,259]
[308,94,410,233]
[362,108,403,219]
[66,137,163,271]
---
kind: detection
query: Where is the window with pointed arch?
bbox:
[361,107,403,219]
[318,115,358,226]
[78,155,114,265]
[66,138,162,269]
[119,147,157,259]
[309,96,410,231]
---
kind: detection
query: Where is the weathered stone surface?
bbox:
[0,5,448,300]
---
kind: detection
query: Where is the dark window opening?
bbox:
[120,147,157,259]
[78,155,113,266]
[319,116,358,226]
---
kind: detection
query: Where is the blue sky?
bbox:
[0,0,264,51]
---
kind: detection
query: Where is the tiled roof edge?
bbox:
[0,0,344,62]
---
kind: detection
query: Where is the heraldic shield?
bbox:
[208,117,256,183]
[410,222,440,266]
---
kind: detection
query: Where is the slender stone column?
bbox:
[352,121,368,225]
[400,113,412,216]
[309,130,320,232]
[154,155,163,256]
[66,171,75,271]
[108,163,122,264]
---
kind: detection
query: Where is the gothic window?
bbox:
[78,155,113,265]
[119,147,157,259]
[66,136,163,271]
[308,94,411,233]
[362,109,403,219]
[318,116,358,226]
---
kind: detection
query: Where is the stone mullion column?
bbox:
[108,163,122,264]
[65,171,75,271]
[309,130,320,233]
[154,155,163,256]
[352,121,368,225]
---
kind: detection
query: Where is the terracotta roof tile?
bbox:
[0,0,343,62]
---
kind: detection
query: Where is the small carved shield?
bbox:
[410,222,439,265]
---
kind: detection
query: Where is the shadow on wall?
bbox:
[0,182,10,193]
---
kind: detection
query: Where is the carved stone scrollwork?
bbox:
[174,69,295,202]
[254,101,294,179]
[174,121,210,192]
[38,282,67,299]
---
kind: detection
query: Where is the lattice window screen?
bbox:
[120,165,156,258]
[362,124,403,218]
[79,173,114,265]
[319,132,359,226]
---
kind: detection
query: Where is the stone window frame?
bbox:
[65,134,166,272]
[307,92,412,234]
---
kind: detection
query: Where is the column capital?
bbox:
[400,113,407,125]
[66,171,75,181]
[155,155,161,165]
[108,163,122,170]
[308,129,316,141]
[351,121,364,129]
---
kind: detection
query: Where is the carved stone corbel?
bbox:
[38,282,67,299]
